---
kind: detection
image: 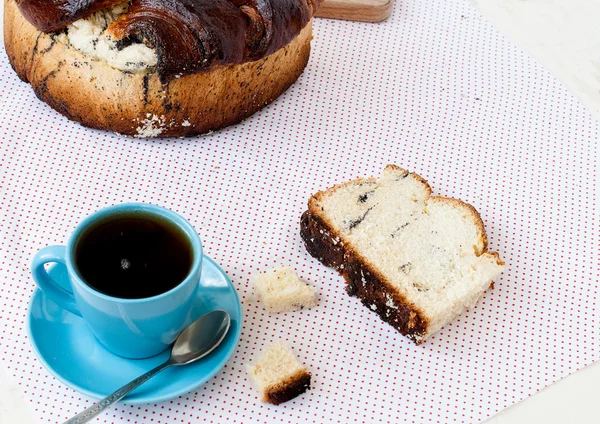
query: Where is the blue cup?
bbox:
[31,203,203,359]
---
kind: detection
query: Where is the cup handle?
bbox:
[31,246,81,317]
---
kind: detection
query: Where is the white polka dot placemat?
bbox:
[1,0,598,423]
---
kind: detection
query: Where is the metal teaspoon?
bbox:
[63,309,231,424]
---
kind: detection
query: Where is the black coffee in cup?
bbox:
[75,213,193,299]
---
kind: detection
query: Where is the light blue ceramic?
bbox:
[31,203,204,359]
[28,256,242,404]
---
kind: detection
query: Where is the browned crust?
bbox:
[300,211,429,343]
[264,369,311,405]
[300,165,503,344]
[4,0,313,137]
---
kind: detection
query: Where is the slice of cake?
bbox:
[300,165,505,344]
[247,341,312,404]
[253,266,318,313]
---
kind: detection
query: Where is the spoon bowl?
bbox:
[170,309,231,365]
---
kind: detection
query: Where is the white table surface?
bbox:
[1,1,598,423]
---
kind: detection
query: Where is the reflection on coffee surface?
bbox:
[75,213,193,299]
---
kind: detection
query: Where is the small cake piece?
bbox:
[253,266,318,313]
[247,341,311,405]
[300,165,506,344]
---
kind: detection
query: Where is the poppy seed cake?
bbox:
[300,165,505,344]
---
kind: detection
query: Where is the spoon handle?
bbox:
[63,361,172,424]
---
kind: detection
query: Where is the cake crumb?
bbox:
[247,341,311,405]
[253,266,317,313]
[135,114,165,138]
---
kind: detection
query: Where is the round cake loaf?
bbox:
[4,0,319,137]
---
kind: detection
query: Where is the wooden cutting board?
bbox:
[315,0,393,22]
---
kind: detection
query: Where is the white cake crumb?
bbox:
[385,294,398,309]
[135,114,166,138]
[253,266,318,313]
[182,119,192,127]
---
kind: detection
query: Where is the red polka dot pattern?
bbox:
[0,1,598,423]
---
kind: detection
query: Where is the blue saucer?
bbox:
[28,255,242,404]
